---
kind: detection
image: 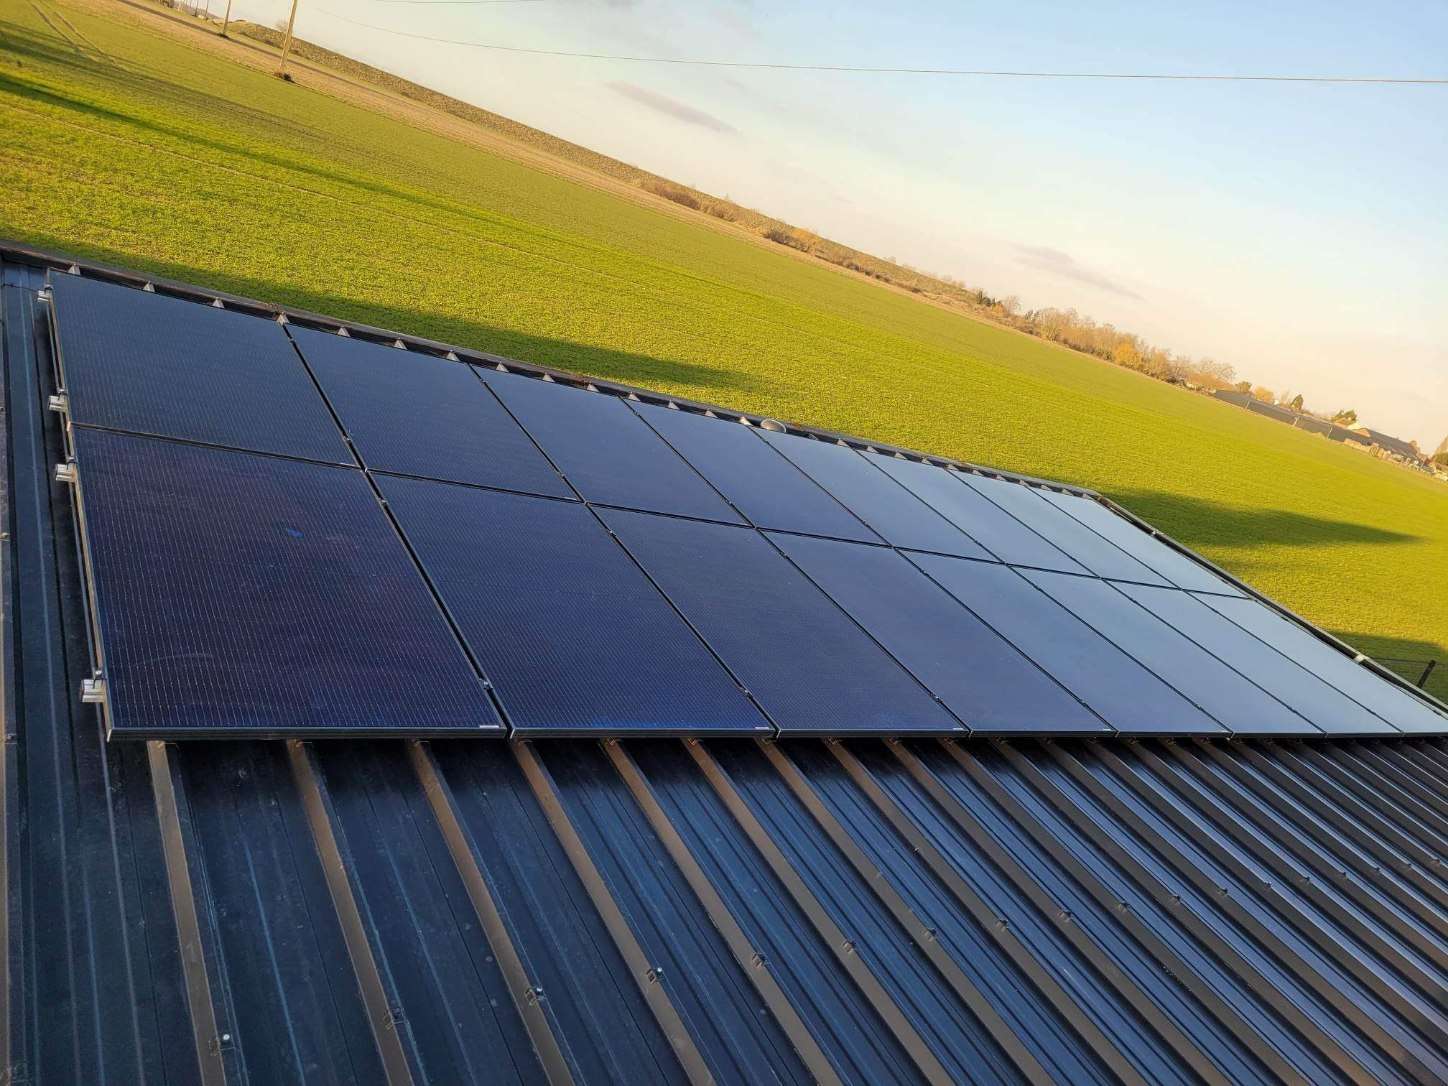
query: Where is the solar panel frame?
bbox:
[597,508,965,735]
[1195,593,1448,735]
[630,403,882,542]
[870,454,1090,573]
[908,554,1228,735]
[291,326,573,498]
[49,273,353,465]
[376,475,771,736]
[1036,489,1247,596]
[1114,584,1390,735]
[768,532,1108,734]
[755,430,993,559]
[69,428,501,738]
[956,473,1173,586]
[1020,570,1313,736]
[475,367,745,524]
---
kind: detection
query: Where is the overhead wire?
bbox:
[315,9,1448,85]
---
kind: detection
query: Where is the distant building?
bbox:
[1355,428,1424,463]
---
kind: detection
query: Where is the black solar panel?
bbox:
[910,555,1226,734]
[1115,584,1393,734]
[377,476,769,734]
[598,509,963,734]
[959,474,1172,586]
[633,405,879,541]
[1022,571,1310,735]
[770,533,1106,733]
[1037,490,1245,596]
[757,431,991,559]
[292,327,571,497]
[50,274,350,464]
[476,369,743,522]
[72,429,498,736]
[1196,594,1448,734]
[870,455,1088,573]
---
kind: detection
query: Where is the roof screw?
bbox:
[840,940,855,955]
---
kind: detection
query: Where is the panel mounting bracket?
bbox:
[54,461,77,484]
[81,676,107,704]
[48,393,68,414]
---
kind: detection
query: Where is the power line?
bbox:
[316,10,1448,85]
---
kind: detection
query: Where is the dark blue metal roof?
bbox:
[4,246,1448,1085]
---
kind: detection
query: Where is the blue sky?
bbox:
[228,0,1447,447]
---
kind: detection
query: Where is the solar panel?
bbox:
[597,509,963,734]
[292,327,571,497]
[1196,594,1448,734]
[1021,571,1311,735]
[870,455,1087,572]
[633,404,879,541]
[1115,584,1393,734]
[910,555,1226,734]
[49,274,350,464]
[770,533,1106,733]
[756,431,991,559]
[958,474,1172,586]
[476,369,743,522]
[72,428,498,736]
[1037,490,1245,596]
[377,476,769,734]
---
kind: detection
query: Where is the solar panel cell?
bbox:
[1196,594,1448,734]
[756,431,990,559]
[872,456,1087,573]
[1022,572,1311,735]
[476,369,743,522]
[1037,490,1245,596]
[50,275,350,463]
[770,533,1106,733]
[72,429,497,735]
[293,327,571,497]
[959,474,1171,585]
[598,509,963,734]
[1116,584,1391,734]
[378,477,768,734]
[910,555,1226,734]
[634,404,879,541]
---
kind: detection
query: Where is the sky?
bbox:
[224,0,1447,448]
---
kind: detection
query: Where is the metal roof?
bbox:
[4,247,1448,1084]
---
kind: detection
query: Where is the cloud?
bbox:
[608,82,740,135]
[1014,244,1141,300]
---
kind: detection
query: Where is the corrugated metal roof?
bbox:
[4,247,1448,1085]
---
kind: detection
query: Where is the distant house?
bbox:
[1355,428,1424,463]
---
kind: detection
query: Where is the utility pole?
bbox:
[220,0,232,37]
[277,0,299,80]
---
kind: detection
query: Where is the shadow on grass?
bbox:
[1107,489,1420,549]
[11,233,777,397]
[1330,629,1447,703]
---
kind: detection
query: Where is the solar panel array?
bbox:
[48,273,1448,738]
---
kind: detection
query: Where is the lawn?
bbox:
[2,0,1445,699]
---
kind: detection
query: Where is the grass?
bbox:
[3,0,1446,700]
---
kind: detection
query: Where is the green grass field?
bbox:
[3,0,1446,699]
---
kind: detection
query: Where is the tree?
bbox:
[1234,380,1252,393]
[1332,408,1358,426]
[1252,386,1275,403]
[1289,394,1305,412]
